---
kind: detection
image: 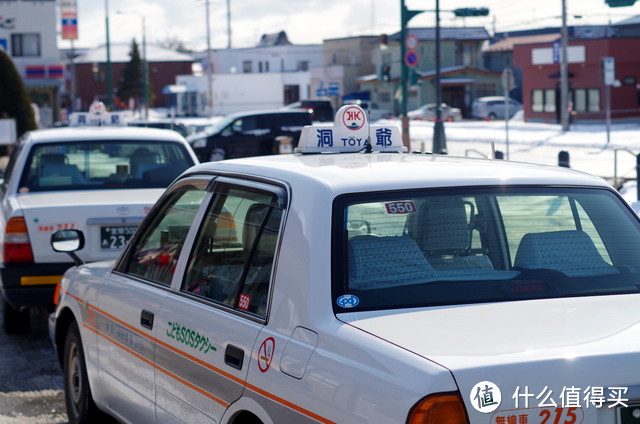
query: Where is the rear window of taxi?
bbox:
[332,186,640,312]
[18,140,194,192]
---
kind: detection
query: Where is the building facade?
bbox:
[514,37,640,122]
[0,0,65,126]
[71,43,195,112]
[359,27,502,117]
[309,36,378,109]
[171,31,322,116]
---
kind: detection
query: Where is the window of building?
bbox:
[588,89,600,112]
[11,33,40,57]
[92,63,105,83]
[454,43,472,66]
[531,89,556,113]
[258,62,263,73]
[544,89,556,113]
[243,61,252,73]
[572,88,600,112]
[297,61,309,71]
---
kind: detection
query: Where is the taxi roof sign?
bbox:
[68,101,128,127]
[295,104,406,154]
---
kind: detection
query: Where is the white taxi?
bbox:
[1,116,198,333]
[50,105,640,424]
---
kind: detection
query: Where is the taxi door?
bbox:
[102,177,210,423]
[93,273,168,423]
[154,177,286,423]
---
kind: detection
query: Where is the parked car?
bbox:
[0,124,198,333]
[286,100,334,122]
[408,103,463,121]
[187,109,312,162]
[343,100,393,121]
[472,96,522,120]
[50,105,640,424]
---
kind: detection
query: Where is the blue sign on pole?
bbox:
[405,51,418,67]
[552,40,560,64]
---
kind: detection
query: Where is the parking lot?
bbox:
[0,302,66,424]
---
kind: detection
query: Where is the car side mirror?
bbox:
[51,229,85,265]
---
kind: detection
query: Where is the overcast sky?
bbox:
[59,0,639,51]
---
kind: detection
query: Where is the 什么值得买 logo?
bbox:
[470,381,502,413]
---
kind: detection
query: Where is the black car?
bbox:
[127,120,189,137]
[187,109,312,162]
[290,100,334,122]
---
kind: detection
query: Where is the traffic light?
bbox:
[380,65,391,83]
[453,7,490,17]
[410,70,421,86]
[605,0,635,6]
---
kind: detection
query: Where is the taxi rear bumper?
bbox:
[0,262,75,308]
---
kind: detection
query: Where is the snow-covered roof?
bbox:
[74,43,195,64]
[483,34,561,53]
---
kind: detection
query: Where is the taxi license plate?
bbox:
[100,225,137,250]
[619,404,640,423]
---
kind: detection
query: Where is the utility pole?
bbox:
[205,0,213,117]
[105,0,113,109]
[400,0,424,150]
[142,16,149,119]
[560,0,569,131]
[226,0,231,49]
[433,0,446,154]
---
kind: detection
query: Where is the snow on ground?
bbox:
[376,114,640,189]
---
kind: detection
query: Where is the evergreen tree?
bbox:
[117,39,144,108]
[0,50,37,138]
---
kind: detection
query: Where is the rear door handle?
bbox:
[224,344,244,370]
[140,309,154,330]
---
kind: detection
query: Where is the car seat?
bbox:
[405,198,493,270]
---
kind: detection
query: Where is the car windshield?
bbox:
[333,187,640,312]
[19,140,194,192]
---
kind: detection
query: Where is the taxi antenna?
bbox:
[364,109,372,153]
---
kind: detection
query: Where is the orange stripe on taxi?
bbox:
[76,299,333,423]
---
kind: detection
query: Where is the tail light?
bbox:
[408,392,470,424]
[4,217,34,263]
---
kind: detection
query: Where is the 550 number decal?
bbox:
[385,201,416,214]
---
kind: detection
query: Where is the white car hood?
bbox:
[340,294,640,422]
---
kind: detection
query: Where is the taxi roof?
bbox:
[22,126,189,145]
[188,152,611,197]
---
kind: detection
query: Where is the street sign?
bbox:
[501,68,515,92]
[602,57,615,86]
[0,119,16,145]
[405,34,418,50]
[405,51,418,67]
[552,40,560,64]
